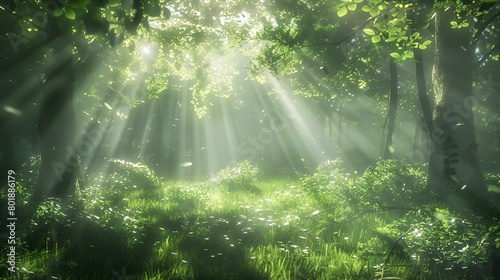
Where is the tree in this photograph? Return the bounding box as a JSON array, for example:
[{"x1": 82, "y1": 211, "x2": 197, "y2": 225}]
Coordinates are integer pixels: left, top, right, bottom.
[
  {"x1": 1, "y1": 0, "x2": 260, "y2": 206},
  {"x1": 429, "y1": 4, "x2": 500, "y2": 218},
  {"x1": 382, "y1": 57, "x2": 398, "y2": 158},
  {"x1": 35, "y1": 22, "x2": 77, "y2": 202},
  {"x1": 248, "y1": 0, "x2": 500, "y2": 217},
  {"x1": 0, "y1": 0, "x2": 165, "y2": 206}
]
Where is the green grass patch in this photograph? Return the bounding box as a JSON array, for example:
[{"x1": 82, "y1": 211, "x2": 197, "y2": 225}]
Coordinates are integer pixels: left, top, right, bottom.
[{"x1": 2, "y1": 160, "x2": 498, "y2": 279}]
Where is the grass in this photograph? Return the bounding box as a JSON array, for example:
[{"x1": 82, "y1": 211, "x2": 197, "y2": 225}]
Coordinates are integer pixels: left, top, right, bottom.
[{"x1": 2, "y1": 171, "x2": 498, "y2": 279}]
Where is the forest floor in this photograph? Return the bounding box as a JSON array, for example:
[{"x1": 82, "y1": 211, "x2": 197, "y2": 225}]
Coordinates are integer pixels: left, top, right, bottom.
[{"x1": 2, "y1": 160, "x2": 499, "y2": 279}]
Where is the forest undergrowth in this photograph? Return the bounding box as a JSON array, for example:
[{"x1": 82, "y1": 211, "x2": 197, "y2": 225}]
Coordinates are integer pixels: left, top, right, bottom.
[{"x1": 1, "y1": 158, "x2": 499, "y2": 279}]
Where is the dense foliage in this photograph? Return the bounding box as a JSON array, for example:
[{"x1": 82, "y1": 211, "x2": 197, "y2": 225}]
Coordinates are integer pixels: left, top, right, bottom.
[
  {"x1": 2, "y1": 159, "x2": 499, "y2": 279},
  {"x1": 211, "y1": 161, "x2": 261, "y2": 193},
  {"x1": 301, "y1": 159, "x2": 500, "y2": 279},
  {"x1": 2, "y1": 0, "x2": 500, "y2": 279}
]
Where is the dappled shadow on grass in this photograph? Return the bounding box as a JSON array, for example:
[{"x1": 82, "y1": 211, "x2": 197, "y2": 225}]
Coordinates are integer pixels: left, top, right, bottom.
[
  {"x1": 27, "y1": 202, "x2": 272, "y2": 279},
  {"x1": 144, "y1": 207, "x2": 271, "y2": 279},
  {"x1": 9, "y1": 169, "x2": 499, "y2": 279},
  {"x1": 13, "y1": 211, "x2": 163, "y2": 279},
  {"x1": 176, "y1": 226, "x2": 268, "y2": 279}
]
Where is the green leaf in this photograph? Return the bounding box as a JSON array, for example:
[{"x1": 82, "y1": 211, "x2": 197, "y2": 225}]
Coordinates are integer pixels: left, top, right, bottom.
[
  {"x1": 403, "y1": 51, "x2": 414, "y2": 59},
  {"x1": 108, "y1": 0, "x2": 121, "y2": 7},
  {"x1": 369, "y1": 8, "x2": 379, "y2": 17},
  {"x1": 347, "y1": 3, "x2": 357, "y2": 11},
  {"x1": 163, "y1": 7, "x2": 171, "y2": 19},
  {"x1": 371, "y1": 35, "x2": 381, "y2": 43},
  {"x1": 419, "y1": 44, "x2": 427, "y2": 50},
  {"x1": 65, "y1": 8, "x2": 76, "y2": 20},
  {"x1": 54, "y1": 8, "x2": 64, "y2": 17},
  {"x1": 450, "y1": 21, "x2": 458, "y2": 28},
  {"x1": 361, "y1": 5, "x2": 371, "y2": 12},
  {"x1": 423, "y1": 40, "x2": 432, "y2": 46},
  {"x1": 390, "y1": 52, "x2": 401, "y2": 59},
  {"x1": 386, "y1": 36, "x2": 397, "y2": 42},
  {"x1": 363, "y1": 29, "x2": 376, "y2": 35},
  {"x1": 67, "y1": 0, "x2": 90, "y2": 9},
  {"x1": 337, "y1": 6, "x2": 348, "y2": 17}
]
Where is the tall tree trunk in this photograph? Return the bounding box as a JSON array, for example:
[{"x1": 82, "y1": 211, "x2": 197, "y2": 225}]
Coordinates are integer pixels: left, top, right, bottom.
[
  {"x1": 337, "y1": 99, "x2": 342, "y2": 149},
  {"x1": 413, "y1": 46, "x2": 433, "y2": 153},
  {"x1": 382, "y1": 57, "x2": 398, "y2": 159},
  {"x1": 408, "y1": 9, "x2": 433, "y2": 162},
  {"x1": 410, "y1": 117, "x2": 426, "y2": 163},
  {"x1": 410, "y1": 118, "x2": 421, "y2": 162},
  {"x1": 429, "y1": 8, "x2": 499, "y2": 219},
  {"x1": 409, "y1": 12, "x2": 434, "y2": 137},
  {"x1": 35, "y1": 28, "x2": 78, "y2": 204},
  {"x1": 497, "y1": 122, "x2": 500, "y2": 159}
]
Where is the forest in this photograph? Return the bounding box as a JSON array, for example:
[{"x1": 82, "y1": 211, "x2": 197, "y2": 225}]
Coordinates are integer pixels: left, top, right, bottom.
[{"x1": 1, "y1": 0, "x2": 500, "y2": 279}]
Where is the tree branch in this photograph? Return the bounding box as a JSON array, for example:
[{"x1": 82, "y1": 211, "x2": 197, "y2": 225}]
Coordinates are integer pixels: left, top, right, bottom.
[
  {"x1": 379, "y1": 226, "x2": 414, "y2": 280},
  {"x1": 473, "y1": 38, "x2": 500, "y2": 69},
  {"x1": 299, "y1": 16, "x2": 375, "y2": 48},
  {"x1": 470, "y1": 9, "x2": 500, "y2": 51}
]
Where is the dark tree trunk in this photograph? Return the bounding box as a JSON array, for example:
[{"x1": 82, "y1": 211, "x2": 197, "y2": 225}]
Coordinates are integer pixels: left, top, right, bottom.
[
  {"x1": 413, "y1": 46, "x2": 434, "y2": 140},
  {"x1": 497, "y1": 122, "x2": 500, "y2": 158},
  {"x1": 382, "y1": 57, "x2": 398, "y2": 159},
  {"x1": 410, "y1": 15, "x2": 434, "y2": 137},
  {"x1": 0, "y1": 60, "x2": 41, "y2": 184},
  {"x1": 429, "y1": 8, "x2": 499, "y2": 219},
  {"x1": 35, "y1": 30, "x2": 78, "y2": 203},
  {"x1": 410, "y1": 118, "x2": 421, "y2": 162},
  {"x1": 337, "y1": 99, "x2": 342, "y2": 149},
  {"x1": 408, "y1": 9, "x2": 433, "y2": 163},
  {"x1": 410, "y1": 117, "x2": 426, "y2": 163}
]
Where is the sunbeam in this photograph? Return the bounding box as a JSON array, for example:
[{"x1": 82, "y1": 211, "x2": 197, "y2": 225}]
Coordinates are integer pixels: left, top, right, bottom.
[{"x1": 3, "y1": 0, "x2": 499, "y2": 279}]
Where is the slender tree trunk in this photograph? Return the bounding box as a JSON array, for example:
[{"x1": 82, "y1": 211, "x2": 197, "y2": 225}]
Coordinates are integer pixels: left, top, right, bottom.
[
  {"x1": 429, "y1": 8, "x2": 499, "y2": 218},
  {"x1": 497, "y1": 122, "x2": 500, "y2": 158},
  {"x1": 410, "y1": 117, "x2": 426, "y2": 163},
  {"x1": 328, "y1": 111, "x2": 332, "y2": 144},
  {"x1": 337, "y1": 99, "x2": 342, "y2": 149},
  {"x1": 412, "y1": 34, "x2": 434, "y2": 137},
  {"x1": 408, "y1": 9, "x2": 433, "y2": 162},
  {"x1": 382, "y1": 57, "x2": 398, "y2": 159},
  {"x1": 410, "y1": 118, "x2": 421, "y2": 162},
  {"x1": 35, "y1": 29, "x2": 78, "y2": 204}
]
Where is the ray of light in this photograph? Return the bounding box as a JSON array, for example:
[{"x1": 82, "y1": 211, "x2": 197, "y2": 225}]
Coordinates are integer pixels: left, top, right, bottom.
[
  {"x1": 201, "y1": 97, "x2": 240, "y2": 177},
  {"x1": 265, "y1": 72, "x2": 331, "y2": 169},
  {"x1": 137, "y1": 98, "x2": 157, "y2": 157},
  {"x1": 247, "y1": 79, "x2": 300, "y2": 172},
  {"x1": 176, "y1": 79, "x2": 194, "y2": 179}
]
